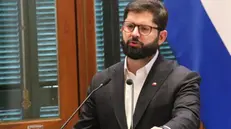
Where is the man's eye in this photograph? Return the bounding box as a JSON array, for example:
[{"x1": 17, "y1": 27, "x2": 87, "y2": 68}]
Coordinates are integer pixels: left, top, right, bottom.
[
  {"x1": 127, "y1": 24, "x2": 134, "y2": 28},
  {"x1": 140, "y1": 26, "x2": 149, "y2": 31},
  {"x1": 140, "y1": 28, "x2": 150, "y2": 34}
]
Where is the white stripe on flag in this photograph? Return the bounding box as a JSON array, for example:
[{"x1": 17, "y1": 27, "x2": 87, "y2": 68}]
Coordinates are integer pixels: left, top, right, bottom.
[{"x1": 201, "y1": 0, "x2": 231, "y2": 55}]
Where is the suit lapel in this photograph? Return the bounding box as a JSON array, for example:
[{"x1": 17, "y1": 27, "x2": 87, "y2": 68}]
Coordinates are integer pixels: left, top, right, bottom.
[
  {"x1": 111, "y1": 62, "x2": 128, "y2": 129},
  {"x1": 133, "y1": 56, "x2": 174, "y2": 128}
]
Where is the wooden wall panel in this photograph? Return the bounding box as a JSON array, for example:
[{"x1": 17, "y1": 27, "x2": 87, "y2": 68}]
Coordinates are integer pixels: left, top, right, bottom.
[{"x1": 76, "y1": 0, "x2": 97, "y2": 103}]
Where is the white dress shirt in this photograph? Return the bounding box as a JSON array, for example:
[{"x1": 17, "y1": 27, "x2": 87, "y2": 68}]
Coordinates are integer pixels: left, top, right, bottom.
[
  {"x1": 124, "y1": 50, "x2": 171, "y2": 129},
  {"x1": 124, "y1": 50, "x2": 159, "y2": 129}
]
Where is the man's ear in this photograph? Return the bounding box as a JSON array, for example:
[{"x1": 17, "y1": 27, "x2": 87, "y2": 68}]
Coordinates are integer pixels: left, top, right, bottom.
[{"x1": 158, "y1": 30, "x2": 168, "y2": 46}]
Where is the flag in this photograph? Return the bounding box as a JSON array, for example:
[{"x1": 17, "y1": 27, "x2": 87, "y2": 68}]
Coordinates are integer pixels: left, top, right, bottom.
[{"x1": 164, "y1": 0, "x2": 231, "y2": 129}]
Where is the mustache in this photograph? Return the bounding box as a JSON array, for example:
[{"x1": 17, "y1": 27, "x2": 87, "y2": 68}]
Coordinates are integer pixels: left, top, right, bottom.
[{"x1": 127, "y1": 39, "x2": 144, "y2": 46}]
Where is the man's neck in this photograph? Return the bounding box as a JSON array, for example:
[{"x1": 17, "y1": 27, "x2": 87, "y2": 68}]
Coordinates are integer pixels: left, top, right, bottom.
[{"x1": 127, "y1": 56, "x2": 153, "y2": 75}]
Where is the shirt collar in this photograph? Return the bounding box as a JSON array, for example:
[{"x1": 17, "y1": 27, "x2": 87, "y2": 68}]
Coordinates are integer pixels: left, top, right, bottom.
[{"x1": 124, "y1": 50, "x2": 159, "y2": 75}]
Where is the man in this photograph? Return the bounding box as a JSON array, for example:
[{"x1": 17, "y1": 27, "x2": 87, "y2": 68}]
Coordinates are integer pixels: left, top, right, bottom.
[{"x1": 74, "y1": 0, "x2": 200, "y2": 129}]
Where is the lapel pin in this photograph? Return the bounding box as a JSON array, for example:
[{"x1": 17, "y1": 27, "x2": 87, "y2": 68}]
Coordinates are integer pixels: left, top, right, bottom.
[{"x1": 152, "y1": 82, "x2": 157, "y2": 86}]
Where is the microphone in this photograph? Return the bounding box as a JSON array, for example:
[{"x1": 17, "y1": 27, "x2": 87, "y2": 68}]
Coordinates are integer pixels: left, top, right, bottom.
[
  {"x1": 60, "y1": 77, "x2": 112, "y2": 129},
  {"x1": 126, "y1": 79, "x2": 134, "y2": 129}
]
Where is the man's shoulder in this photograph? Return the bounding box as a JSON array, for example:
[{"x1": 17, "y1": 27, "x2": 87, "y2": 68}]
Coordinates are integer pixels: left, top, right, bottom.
[
  {"x1": 95, "y1": 61, "x2": 123, "y2": 76},
  {"x1": 90, "y1": 61, "x2": 124, "y2": 86},
  {"x1": 171, "y1": 61, "x2": 199, "y2": 77},
  {"x1": 163, "y1": 59, "x2": 198, "y2": 75},
  {"x1": 165, "y1": 59, "x2": 201, "y2": 85}
]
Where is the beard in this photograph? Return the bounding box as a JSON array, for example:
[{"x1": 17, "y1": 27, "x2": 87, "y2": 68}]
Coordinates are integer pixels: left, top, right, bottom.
[{"x1": 120, "y1": 36, "x2": 159, "y2": 60}]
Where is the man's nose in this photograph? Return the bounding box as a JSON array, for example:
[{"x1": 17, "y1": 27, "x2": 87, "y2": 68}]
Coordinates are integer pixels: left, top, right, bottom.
[{"x1": 131, "y1": 26, "x2": 140, "y2": 38}]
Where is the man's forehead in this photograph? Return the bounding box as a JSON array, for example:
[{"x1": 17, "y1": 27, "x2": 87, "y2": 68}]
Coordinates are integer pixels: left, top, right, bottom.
[{"x1": 126, "y1": 11, "x2": 155, "y2": 25}]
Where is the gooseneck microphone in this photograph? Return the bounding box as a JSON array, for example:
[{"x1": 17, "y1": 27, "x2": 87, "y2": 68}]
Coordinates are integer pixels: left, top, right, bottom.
[
  {"x1": 60, "y1": 78, "x2": 111, "y2": 129},
  {"x1": 126, "y1": 79, "x2": 134, "y2": 129}
]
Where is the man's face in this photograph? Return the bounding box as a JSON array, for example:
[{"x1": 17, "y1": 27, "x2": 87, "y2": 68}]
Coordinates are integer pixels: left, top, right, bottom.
[{"x1": 121, "y1": 11, "x2": 164, "y2": 60}]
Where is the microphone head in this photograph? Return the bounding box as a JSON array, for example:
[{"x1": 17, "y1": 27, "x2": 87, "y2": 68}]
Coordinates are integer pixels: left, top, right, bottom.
[{"x1": 126, "y1": 79, "x2": 133, "y2": 85}]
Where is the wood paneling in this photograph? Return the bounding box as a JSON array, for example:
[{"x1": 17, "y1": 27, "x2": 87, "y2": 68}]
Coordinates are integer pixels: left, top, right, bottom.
[{"x1": 76, "y1": 0, "x2": 97, "y2": 103}]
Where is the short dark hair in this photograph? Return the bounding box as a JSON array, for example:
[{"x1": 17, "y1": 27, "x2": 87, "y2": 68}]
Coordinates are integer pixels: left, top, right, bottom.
[{"x1": 123, "y1": 0, "x2": 168, "y2": 31}]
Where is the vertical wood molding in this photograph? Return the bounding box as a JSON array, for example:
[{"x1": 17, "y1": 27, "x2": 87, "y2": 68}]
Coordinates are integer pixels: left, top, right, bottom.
[
  {"x1": 57, "y1": 0, "x2": 79, "y2": 128},
  {"x1": 76, "y1": 0, "x2": 97, "y2": 103}
]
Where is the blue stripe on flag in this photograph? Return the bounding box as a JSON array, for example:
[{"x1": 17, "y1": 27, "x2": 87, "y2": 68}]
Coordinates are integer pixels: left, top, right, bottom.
[{"x1": 165, "y1": 0, "x2": 231, "y2": 128}]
